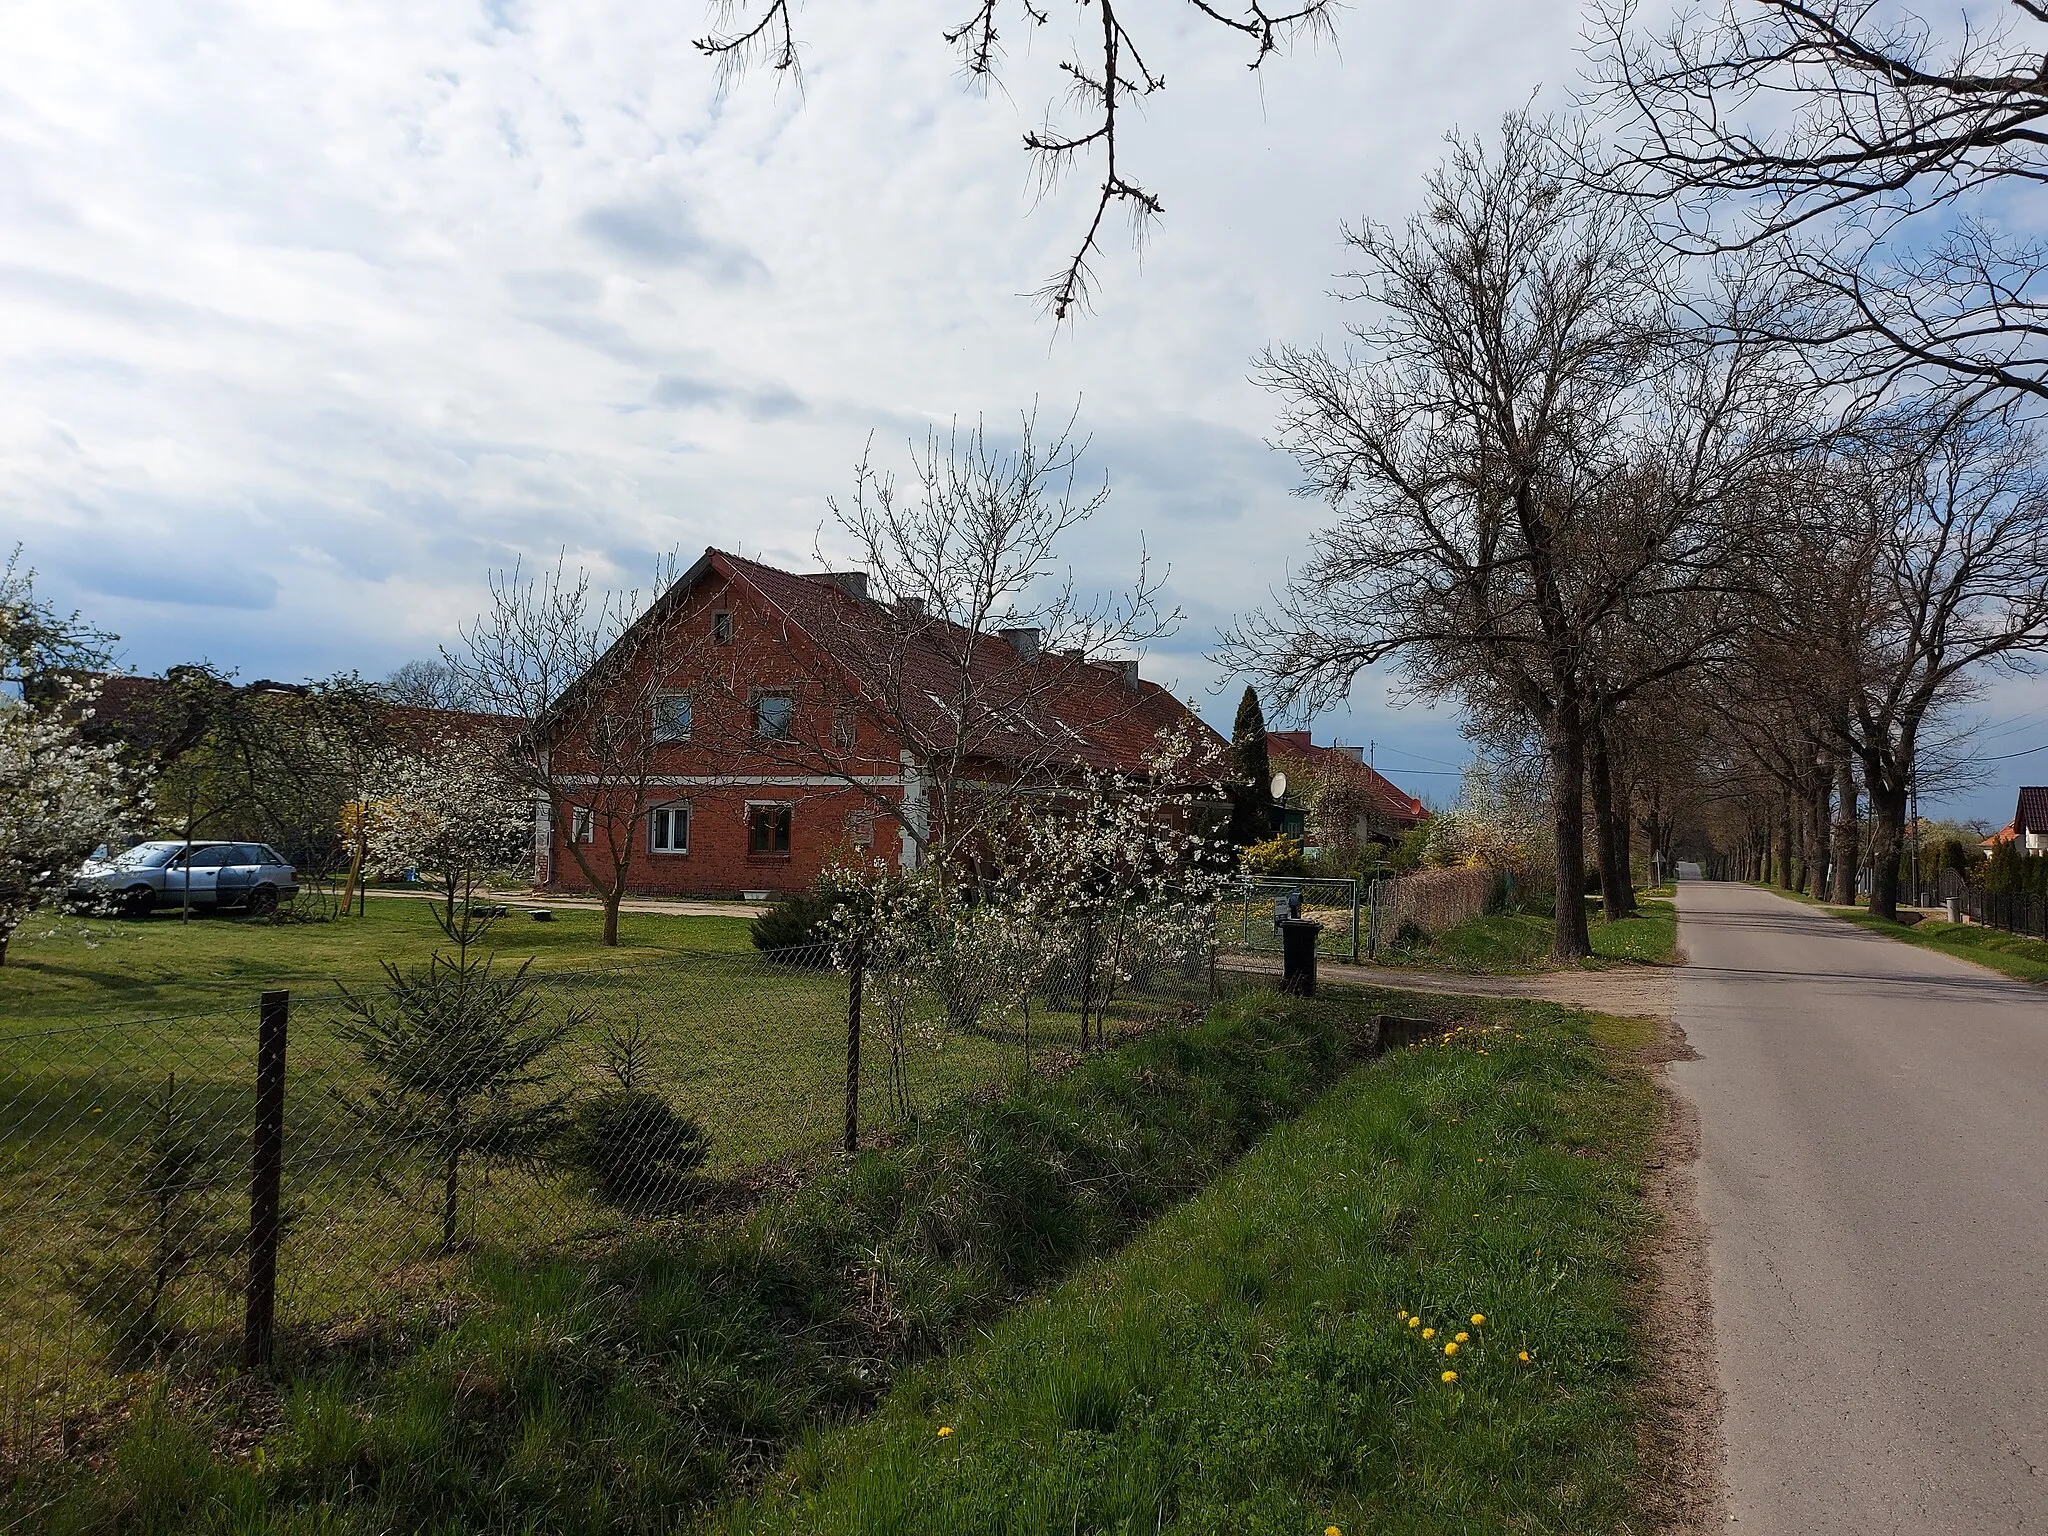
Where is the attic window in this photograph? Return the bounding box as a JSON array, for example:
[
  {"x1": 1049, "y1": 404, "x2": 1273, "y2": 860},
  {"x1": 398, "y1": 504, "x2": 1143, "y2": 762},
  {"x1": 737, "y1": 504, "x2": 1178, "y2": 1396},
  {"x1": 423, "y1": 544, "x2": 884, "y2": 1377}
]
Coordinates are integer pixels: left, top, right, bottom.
[{"x1": 712, "y1": 611, "x2": 733, "y2": 644}]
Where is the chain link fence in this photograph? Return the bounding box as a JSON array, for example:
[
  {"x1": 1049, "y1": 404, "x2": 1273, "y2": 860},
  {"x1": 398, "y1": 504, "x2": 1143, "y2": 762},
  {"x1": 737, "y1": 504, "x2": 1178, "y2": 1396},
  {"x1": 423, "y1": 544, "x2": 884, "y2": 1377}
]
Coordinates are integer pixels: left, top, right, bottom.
[{"x1": 0, "y1": 935, "x2": 1220, "y2": 1504}]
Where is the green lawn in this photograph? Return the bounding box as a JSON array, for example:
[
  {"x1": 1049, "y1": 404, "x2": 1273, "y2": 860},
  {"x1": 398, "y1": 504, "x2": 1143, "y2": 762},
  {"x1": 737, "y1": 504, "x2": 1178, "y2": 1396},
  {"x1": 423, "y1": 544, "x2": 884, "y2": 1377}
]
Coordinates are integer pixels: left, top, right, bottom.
[
  {"x1": 0, "y1": 895, "x2": 756, "y2": 1031},
  {"x1": 1752, "y1": 883, "x2": 2048, "y2": 985},
  {"x1": 1380, "y1": 896, "x2": 1679, "y2": 974},
  {"x1": 11, "y1": 982, "x2": 1399, "y2": 1533},
  {"x1": 714, "y1": 1005, "x2": 1661, "y2": 1535},
  {"x1": 0, "y1": 898, "x2": 1211, "y2": 1476}
]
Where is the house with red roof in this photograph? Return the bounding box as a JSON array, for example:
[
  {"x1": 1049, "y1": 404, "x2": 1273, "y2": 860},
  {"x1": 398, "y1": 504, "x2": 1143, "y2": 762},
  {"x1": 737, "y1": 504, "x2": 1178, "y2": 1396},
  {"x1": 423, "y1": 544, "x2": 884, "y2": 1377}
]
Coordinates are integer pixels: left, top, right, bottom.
[
  {"x1": 1265, "y1": 730, "x2": 1429, "y2": 850},
  {"x1": 535, "y1": 548, "x2": 1226, "y2": 901}
]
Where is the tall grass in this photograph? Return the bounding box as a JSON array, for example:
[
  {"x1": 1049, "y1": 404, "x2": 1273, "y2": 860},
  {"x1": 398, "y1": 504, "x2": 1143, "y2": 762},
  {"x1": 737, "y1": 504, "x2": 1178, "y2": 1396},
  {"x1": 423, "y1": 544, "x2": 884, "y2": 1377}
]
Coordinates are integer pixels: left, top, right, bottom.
[
  {"x1": 12, "y1": 982, "x2": 1427, "y2": 1534},
  {"x1": 719, "y1": 1006, "x2": 1660, "y2": 1535}
]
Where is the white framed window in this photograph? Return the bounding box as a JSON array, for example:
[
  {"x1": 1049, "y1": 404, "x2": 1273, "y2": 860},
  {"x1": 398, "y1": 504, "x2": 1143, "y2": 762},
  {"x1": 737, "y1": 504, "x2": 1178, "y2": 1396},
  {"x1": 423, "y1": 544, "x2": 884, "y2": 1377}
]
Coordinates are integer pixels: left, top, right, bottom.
[
  {"x1": 832, "y1": 705, "x2": 857, "y2": 750},
  {"x1": 712, "y1": 610, "x2": 733, "y2": 644},
  {"x1": 845, "y1": 810, "x2": 875, "y2": 848},
  {"x1": 653, "y1": 693, "x2": 692, "y2": 743},
  {"x1": 754, "y1": 690, "x2": 794, "y2": 741},
  {"x1": 570, "y1": 806, "x2": 593, "y2": 843},
  {"x1": 649, "y1": 802, "x2": 690, "y2": 854}
]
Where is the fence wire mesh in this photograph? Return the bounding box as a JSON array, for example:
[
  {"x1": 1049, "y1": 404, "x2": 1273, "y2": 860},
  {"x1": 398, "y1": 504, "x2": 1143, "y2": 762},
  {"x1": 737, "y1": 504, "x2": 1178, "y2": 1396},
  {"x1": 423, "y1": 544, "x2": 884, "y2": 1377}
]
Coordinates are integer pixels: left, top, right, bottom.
[{"x1": 0, "y1": 929, "x2": 1221, "y2": 1505}]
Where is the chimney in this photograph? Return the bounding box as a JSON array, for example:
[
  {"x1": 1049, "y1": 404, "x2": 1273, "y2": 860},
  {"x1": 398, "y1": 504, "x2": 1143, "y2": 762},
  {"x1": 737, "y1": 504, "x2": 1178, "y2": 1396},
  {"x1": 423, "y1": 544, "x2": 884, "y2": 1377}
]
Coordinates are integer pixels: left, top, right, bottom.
[
  {"x1": 815, "y1": 571, "x2": 869, "y2": 600},
  {"x1": 900, "y1": 596, "x2": 927, "y2": 619},
  {"x1": 999, "y1": 627, "x2": 1042, "y2": 664},
  {"x1": 1112, "y1": 658, "x2": 1139, "y2": 691}
]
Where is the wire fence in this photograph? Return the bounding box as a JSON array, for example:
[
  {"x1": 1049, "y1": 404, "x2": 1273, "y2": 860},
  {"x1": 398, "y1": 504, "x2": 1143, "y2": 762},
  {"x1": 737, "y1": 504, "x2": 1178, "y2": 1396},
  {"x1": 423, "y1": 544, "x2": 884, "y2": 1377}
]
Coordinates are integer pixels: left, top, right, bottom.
[
  {"x1": 0, "y1": 936, "x2": 1223, "y2": 1500},
  {"x1": 1221, "y1": 869, "x2": 1501, "y2": 964}
]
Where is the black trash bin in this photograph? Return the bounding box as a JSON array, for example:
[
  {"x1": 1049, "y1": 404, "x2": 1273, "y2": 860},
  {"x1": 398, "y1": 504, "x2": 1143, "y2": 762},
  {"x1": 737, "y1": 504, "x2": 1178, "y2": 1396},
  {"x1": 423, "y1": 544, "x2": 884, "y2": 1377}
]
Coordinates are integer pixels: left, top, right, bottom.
[{"x1": 1278, "y1": 918, "x2": 1322, "y2": 997}]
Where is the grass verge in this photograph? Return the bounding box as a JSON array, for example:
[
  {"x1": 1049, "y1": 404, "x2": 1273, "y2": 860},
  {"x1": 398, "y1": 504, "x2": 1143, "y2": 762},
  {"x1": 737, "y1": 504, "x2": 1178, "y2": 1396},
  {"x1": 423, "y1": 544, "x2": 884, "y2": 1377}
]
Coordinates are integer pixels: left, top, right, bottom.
[
  {"x1": 1753, "y1": 882, "x2": 2048, "y2": 985},
  {"x1": 11, "y1": 981, "x2": 1447, "y2": 1535},
  {"x1": 715, "y1": 1004, "x2": 1661, "y2": 1535},
  {"x1": 1385, "y1": 895, "x2": 1679, "y2": 974}
]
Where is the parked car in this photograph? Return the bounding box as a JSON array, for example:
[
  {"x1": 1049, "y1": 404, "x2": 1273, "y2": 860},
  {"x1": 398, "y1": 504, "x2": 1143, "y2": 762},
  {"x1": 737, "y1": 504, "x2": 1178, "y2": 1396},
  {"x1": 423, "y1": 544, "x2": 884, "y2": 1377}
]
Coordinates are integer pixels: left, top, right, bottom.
[{"x1": 70, "y1": 841, "x2": 299, "y2": 918}]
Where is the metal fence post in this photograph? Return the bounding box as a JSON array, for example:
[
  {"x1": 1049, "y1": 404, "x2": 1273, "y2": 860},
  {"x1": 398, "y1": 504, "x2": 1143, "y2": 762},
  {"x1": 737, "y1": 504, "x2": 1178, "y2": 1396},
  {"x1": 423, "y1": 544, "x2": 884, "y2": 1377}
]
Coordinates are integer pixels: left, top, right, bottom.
[
  {"x1": 244, "y1": 988, "x2": 288, "y2": 1369},
  {"x1": 1350, "y1": 879, "x2": 1361, "y2": 964},
  {"x1": 844, "y1": 946, "x2": 863, "y2": 1154}
]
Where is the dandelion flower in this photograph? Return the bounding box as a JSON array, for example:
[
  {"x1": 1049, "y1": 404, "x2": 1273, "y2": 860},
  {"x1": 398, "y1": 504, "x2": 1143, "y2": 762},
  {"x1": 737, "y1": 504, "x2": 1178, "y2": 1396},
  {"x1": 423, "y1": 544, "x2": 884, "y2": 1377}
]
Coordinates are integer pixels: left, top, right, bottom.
[
  {"x1": 1421, "y1": 1328, "x2": 1435, "y2": 1339},
  {"x1": 1407, "y1": 1316, "x2": 1420, "y2": 1329},
  {"x1": 1444, "y1": 1341, "x2": 1458, "y2": 1355},
  {"x1": 1518, "y1": 1351, "x2": 1531, "y2": 1363},
  {"x1": 936, "y1": 1426, "x2": 953, "y2": 1438},
  {"x1": 1471, "y1": 1314, "x2": 1485, "y2": 1326},
  {"x1": 1441, "y1": 1370, "x2": 1458, "y2": 1384},
  {"x1": 1397, "y1": 1310, "x2": 1409, "y2": 1321},
  {"x1": 1455, "y1": 1332, "x2": 1469, "y2": 1343},
  {"x1": 1326, "y1": 1528, "x2": 1342, "y2": 1536}
]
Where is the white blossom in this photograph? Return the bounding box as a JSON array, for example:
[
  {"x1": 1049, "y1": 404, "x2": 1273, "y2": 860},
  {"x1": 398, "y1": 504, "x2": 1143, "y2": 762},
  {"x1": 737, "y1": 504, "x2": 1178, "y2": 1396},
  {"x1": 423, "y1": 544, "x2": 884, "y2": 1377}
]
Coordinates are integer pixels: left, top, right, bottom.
[{"x1": 0, "y1": 686, "x2": 149, "y2": 962}]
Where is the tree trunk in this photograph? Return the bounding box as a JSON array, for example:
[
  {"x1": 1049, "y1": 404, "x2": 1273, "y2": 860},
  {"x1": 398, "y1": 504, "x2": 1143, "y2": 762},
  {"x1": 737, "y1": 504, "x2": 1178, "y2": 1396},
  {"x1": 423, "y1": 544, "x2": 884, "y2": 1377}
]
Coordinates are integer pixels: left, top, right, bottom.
[
  {"x1": 1550, "y1": 721, "x2": 1592, "y2": 961},
  {"x1": 1831, "y1": 758, "x2": 1859, "y2": 905},
  {"x1": 1807, "y1": 777, "x2": 1831, "y2": 901},
  {"x1": 1777, "y1": 799, "x2": 1796, "y2": 890},
  {"x1": 1587, "y1": 730, "x2": 1631, "y2": 922},
  {"x1": 0, "y1": 931, "x2": 9, "y2": 967},
  {"x1": 1868, "y1": 783, "x2": 1909, "y2": 921},
  {"x1": 602, "y1": 892, "x2": 622, "y2": 947}
]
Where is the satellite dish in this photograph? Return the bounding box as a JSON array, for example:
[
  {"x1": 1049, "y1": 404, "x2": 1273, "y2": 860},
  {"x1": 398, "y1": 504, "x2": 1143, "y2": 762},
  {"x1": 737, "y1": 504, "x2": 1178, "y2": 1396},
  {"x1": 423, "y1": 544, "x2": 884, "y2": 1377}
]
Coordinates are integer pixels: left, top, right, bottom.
[{"x1": 1270, "y1": 772, "x2": 1288, "y2": 800}]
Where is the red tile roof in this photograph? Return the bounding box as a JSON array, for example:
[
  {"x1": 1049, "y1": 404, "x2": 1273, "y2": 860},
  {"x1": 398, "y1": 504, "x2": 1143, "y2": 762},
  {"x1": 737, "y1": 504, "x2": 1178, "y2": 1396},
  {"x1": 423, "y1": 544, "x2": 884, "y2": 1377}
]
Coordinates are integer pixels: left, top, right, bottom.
[
  {"x1": 1267, "y1": 730, "x2": 1429, "y2": 824},
  {"x1": 686, "y1": 548, "x2": 1226, "y2": 780}
]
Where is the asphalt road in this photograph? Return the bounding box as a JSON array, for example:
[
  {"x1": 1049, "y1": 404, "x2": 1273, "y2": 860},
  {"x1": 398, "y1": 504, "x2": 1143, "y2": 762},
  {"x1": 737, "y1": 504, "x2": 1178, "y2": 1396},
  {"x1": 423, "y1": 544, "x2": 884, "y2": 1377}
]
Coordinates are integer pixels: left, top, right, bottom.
[{"x1": 1675, "y1": 878, "x2": 2048, "y2": 1533}]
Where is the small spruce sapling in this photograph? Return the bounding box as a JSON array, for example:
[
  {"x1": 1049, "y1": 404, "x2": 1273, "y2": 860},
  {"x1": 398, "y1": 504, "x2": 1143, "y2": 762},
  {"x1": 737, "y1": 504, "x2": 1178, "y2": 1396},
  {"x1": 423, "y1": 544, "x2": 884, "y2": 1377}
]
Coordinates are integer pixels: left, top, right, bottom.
[
  {"x1": 64, "y1": 1073, "x2": 243, "y2": 1361},
  {"x1": 334, "y1": 886, "x2": 578, "y2": 1254},
  {"x1": 561, "y1": 1020, "x2": 709, "y2": 1214}
]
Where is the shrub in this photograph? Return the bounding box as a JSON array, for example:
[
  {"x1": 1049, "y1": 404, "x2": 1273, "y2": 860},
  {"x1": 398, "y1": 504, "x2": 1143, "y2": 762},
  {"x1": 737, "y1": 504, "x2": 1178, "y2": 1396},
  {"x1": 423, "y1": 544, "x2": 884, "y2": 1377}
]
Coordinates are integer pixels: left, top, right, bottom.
[
  {"x1": 750, "y1": 888, "x2": 840, "y2": 955},
  {"x1": 1240, "y1": 833, "x2": 1308, "y2": 877},
  {"x1": 561, "y1": 1090, "x2": 708, "y2": 1213}
]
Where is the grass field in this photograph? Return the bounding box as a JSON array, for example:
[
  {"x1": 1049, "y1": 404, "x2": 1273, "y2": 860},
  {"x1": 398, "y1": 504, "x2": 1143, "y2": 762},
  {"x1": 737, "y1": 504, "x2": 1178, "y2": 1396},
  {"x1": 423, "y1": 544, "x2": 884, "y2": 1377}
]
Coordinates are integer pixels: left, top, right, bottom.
[
  {"x1": 11, "y1": 981, "x2": 1397, "y2": 1533},
  {"x1": 0, "y1": 895, "x2": 757, "y2": 1031},
  {"x1": 1382, "y1": 894, "x2": 1680, "y2": 974},
  {"x1": 1753, "y1": 882, "x2": 2048, "y2": 985},
  {"x1": 714, "y1": 1004, "x2": 1663, "y2": 1534},
  {"x1": 0, "y1": 897, "x2": 1212, "y2": 1478}
]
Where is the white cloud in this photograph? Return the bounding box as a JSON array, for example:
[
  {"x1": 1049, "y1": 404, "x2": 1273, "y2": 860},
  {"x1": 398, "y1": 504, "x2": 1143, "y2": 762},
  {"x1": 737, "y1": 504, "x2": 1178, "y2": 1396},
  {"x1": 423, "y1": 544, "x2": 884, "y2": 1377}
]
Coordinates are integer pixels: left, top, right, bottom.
[{"x1": 4, "y1": 0, "x2": 1647, "y2": 803}]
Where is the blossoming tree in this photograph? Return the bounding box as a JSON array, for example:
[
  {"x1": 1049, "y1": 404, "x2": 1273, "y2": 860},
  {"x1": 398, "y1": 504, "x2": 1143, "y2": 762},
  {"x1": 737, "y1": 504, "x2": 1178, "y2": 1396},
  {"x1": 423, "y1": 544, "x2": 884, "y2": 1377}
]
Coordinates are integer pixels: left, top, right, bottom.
[{"x1": 0, "y1": 686, "x2": 147, "y2": 965}]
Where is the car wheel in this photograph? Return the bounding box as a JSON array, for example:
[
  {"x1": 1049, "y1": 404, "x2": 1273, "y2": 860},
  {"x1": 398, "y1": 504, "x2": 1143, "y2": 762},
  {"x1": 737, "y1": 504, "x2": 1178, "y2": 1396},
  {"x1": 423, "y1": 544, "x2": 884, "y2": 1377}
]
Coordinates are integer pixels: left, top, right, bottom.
[
  {"x1": 246, "y1": 885, "x2": 280, "y2": 919},
  {"x1": 120, "y1": 886, "x2": 156, "y2": 919}
]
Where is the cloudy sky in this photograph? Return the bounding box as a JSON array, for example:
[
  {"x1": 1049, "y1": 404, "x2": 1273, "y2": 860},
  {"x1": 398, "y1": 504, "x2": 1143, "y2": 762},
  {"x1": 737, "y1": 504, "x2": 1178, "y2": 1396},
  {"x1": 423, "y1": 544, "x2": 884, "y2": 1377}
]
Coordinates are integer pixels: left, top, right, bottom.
[{"x1": 4, "y1": 0, "x2": 2041, "y2": 822}]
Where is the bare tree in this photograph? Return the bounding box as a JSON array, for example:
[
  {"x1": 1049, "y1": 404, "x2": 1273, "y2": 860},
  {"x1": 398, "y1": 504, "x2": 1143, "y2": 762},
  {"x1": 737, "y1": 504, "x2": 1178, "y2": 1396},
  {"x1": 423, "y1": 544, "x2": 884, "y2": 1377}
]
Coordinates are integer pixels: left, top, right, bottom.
[
  {"x1": 1821, "y1": 396, "x2": 2048, "y2": 918},
  {"x1": 697, "y1": 0, "x2": 1335, "y2": 319},
  {"x1": 380, "y1": 659, "x2": 479, "y2": 713},
  {"x1": 1219, "y1": 116, "x2": 1793, "y2": 958},
  {"x1": 445, "y1": 557, "x2": 699, "y2": 947},
  {"x1": 1588, "y1": 0, "x2": 2048, "y2": 403}
]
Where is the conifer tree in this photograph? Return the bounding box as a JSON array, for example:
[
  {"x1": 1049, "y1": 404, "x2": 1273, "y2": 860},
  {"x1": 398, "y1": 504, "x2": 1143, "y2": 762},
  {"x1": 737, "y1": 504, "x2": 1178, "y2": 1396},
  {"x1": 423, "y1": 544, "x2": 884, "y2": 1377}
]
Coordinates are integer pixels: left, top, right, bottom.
[{"x1": 1229, "y1": 685, "x2": 1276, "y2": 846}]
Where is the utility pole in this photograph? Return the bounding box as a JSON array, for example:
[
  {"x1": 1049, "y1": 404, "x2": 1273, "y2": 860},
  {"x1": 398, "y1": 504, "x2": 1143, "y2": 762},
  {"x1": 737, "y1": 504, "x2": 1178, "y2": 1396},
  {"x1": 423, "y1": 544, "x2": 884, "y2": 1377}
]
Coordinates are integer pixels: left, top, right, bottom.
[{"x1": 1910, "y1": 765, "x2": 1920, "y2": 904}]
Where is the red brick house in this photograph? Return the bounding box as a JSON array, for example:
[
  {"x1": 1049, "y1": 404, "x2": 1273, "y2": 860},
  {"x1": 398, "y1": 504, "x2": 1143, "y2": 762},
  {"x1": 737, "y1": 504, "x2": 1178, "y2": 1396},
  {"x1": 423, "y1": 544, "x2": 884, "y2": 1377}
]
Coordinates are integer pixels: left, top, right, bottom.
[
  {"x1": 1266, "y1": 730, "x2": 1429, "y2": 849},
  {"x1": 535, "y1": 548, "x2": 1226, "y2": 901}
]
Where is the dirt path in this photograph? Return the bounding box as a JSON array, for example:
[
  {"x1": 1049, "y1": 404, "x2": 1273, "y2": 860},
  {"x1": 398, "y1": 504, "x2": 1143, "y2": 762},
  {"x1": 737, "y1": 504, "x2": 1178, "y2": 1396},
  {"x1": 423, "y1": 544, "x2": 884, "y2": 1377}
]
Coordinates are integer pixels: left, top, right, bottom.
[
  {"x1": 364, "y1": 888, "x2": 768, "y2": 920},
  {"x1": 1226, "y1": 953, "x2": 1681, "y2": 1016}
]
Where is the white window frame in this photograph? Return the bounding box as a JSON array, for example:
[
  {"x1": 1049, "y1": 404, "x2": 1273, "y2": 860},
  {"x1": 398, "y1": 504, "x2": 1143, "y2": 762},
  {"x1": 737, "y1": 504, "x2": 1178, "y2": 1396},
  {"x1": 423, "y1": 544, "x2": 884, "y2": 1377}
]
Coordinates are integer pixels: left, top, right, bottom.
[
  {"x1": 711, "y1": 610, "x2": 733, "y2": 644},
  {"x1": 649, "y1": 801, "x2": 691, "y2": 855},
  {"x1": 653, "y1": 692, "x2": 692, "y2": 743},
  {"x1": 831, "y1": 705, "x2": 857, "y2": 751},
  {"x1": 570, "y1": 805, "x2": 594, "y2": 843}
]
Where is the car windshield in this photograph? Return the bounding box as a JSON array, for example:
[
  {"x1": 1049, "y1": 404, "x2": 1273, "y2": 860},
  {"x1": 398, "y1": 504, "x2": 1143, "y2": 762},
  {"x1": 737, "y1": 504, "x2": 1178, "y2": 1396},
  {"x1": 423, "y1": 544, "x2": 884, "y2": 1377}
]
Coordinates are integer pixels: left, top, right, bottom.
[{"x1": 100, "y1": 844, "x2": 183, "y2": 869}]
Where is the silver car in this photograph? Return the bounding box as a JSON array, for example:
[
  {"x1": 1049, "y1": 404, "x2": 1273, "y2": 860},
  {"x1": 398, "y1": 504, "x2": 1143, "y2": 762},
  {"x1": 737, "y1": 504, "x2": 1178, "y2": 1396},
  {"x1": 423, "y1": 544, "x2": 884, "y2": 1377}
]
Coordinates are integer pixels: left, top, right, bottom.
[{"x1": 71, "y1": 841, "x2": 299, "y2": 918}]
